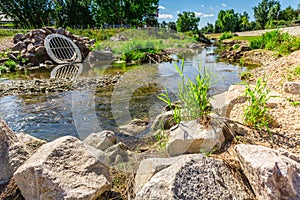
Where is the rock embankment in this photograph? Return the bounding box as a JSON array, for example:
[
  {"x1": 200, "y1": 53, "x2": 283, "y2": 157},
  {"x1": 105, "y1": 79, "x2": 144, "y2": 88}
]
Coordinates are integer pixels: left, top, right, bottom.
[{"x1": 1, "y1": 27, "x2": 95, "y2": 66}]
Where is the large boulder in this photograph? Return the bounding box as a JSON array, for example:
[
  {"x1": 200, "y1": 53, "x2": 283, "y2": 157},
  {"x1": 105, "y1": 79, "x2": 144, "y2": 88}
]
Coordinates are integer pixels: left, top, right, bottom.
[
  {"x1": 84, "y1": 50, "x2": 114, "y2": 63},
  {"x1": 83, "y1": 130, "x2": 116, "y2": 151},
  {"x1": 211, "y1": 84, "x2": 246, "y2": 117},
  {"x1": 167, "y1": 117, "x2": 227, "y2": 156},
  {"x1": 135, "y1": 154, "x2": 253, "y2": 199},
  {"x1": 0, "y1": 119, "x2": 30, "y2": 185},
  {"x1": 235, "y1": 144, "x2": 300, "y2": 200},
  {"x1": 14, "y1": 136, "x2": 111, "y2": 200}
]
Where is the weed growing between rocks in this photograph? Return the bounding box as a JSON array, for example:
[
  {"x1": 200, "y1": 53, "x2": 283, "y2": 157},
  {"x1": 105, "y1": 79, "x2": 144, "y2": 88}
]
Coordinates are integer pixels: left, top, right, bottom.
[
  {"x1": 158, "y1": 61, "x2": 212, "y2": 124},
  {"x1": 244, "y1": 77, "x2": 272, "y2": 132}
]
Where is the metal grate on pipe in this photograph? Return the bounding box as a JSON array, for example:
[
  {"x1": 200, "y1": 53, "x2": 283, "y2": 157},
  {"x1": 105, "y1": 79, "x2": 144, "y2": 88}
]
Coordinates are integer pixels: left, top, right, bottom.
[
  {"x1": 44, "y1": 34, "x2": 82, "y2": 64},
  {"x1": 50, "y1": 64, "x2": 83, "y2": 80}
]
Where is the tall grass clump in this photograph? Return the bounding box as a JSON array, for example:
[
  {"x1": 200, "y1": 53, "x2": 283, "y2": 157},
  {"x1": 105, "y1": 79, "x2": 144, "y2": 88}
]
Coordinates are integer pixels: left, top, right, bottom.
[
  {"x1": 219, "y1": 32, "x2": 233, "y2": 41},
  {"x1": 244, "y1": 78, "x2": 271, "y2": 130},
  {"x1": 250, "y1": 30, "x2": 300, "y2": 55},
  {"x1": 158, "y1": 62, "x2": 212, "y2": 123}
]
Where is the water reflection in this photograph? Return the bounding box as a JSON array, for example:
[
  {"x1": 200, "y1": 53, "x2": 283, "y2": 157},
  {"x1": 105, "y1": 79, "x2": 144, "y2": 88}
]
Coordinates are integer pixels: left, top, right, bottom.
[{"x1": 0, "y1": 47, "x2": 245, "y2": 141}]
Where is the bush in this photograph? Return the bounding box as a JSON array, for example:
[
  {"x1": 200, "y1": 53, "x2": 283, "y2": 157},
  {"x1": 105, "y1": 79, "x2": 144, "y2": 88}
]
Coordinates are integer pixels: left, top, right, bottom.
[
  {"x1": 250, "y1": 30, "x2": 300, "y2": 54},
  {"x1": 158, "y1": 62, "x2": 211, "y2": 123},
  {"x1": 4, "y1": 60, "x2": 18, "y2": 71},
  {"x1": 0, "y1": 65, "x2": 7, "y2": 73},
  {"x1": 244, "y1": 78, "x2": 271, "y2": 130},
  {"x1": 219, "y1": 32, "x2": 233, "y2": 41}
]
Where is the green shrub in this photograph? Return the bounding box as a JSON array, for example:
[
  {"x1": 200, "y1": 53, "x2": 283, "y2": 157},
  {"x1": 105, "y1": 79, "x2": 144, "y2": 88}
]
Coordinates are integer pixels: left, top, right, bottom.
[
  {"x1": 233, "y1": 44, "x2": 240, "y2": 50},
  {"x1": 244, "y1": 78, "x2": 271, "y2": 130},
  {"x1": 0, "y1": 65, "x2": 7, "y2": 73},
  {"x1": 219, "y1": 32, "x2": 233, "y2": 41},
  {"x1": 158, "y1": 62, "x2": 211, "y2": 123},
  {"x1": 4, "y1": 60, "x2": 18, "y2": 71},
  {"x1": 250, "y1": 30, "x2": 300, "y2": 54}
]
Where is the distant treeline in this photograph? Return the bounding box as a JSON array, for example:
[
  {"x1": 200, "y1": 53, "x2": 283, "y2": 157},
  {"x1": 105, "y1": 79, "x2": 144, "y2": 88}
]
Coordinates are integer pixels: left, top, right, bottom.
[
  {"x1": 160, "y1": 0, "x2": 300, "y2": 33},
  {"x1": 0, "y1": 0, "x2": 159, "y2": 28}
]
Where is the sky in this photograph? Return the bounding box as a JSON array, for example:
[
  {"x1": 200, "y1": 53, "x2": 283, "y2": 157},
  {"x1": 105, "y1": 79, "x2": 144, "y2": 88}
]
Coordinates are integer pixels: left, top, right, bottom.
[{"x1": 158, "y1": 0, "x2": 299, "y2": 27}]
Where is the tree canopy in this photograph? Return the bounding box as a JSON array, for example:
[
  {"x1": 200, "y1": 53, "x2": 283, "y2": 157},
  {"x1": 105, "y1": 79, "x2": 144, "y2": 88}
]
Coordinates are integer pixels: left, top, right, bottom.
[
  {"x1": 176, "y1": 11, "x2": 200, "y2": 32},
  {"x1": 0, "y1": 0, "x2": 159, "y2": 28},
  {"x1": 253, "y1": 0, "x2": 281, "y2": 29}
]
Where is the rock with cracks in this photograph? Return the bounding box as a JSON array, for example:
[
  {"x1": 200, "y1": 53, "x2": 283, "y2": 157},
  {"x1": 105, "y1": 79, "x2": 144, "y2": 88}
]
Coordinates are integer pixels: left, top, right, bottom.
[
  {"x1": 235, "y1": 144, "x2": 300, "y2": 200},
  {"x1": 0, "y1": 119, "x2": 30, "y2": 185},
  {"x1": 167, "y1": 118, "x2": 227, "y2": 156},
  {"x1": 14, "y1": 136, "x2": 111, "y2": 200},
  {"x1": 135, "y1": 154, "x2": 252, "y2": 199}
]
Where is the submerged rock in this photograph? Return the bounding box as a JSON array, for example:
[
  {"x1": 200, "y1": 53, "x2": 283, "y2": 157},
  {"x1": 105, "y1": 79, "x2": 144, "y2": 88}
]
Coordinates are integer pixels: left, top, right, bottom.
[{"x1": 14, "y1": 136, "x2": 111, "y2": 200}]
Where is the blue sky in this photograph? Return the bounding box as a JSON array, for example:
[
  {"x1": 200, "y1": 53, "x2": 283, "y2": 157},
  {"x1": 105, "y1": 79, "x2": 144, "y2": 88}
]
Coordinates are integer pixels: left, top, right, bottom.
[{"x1": 158, "y1": 0, "x2": 299, "y2": 27}]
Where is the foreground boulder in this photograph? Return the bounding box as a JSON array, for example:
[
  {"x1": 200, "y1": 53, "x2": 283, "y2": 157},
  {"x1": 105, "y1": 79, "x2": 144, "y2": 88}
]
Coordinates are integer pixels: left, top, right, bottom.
[
  {"x1": 167, "y1": 117, "x2": 227, "y2": 156},
  {"x1": 235, "y1": 144, "x2": 300, "y2": 200},
  {"x1": 135, "y1": 154, "x2": 253, "y2": 199},
  {"x1": 0, "y1": 119, "x2": 30, "y2": 185},
  {"x1": 14, "y1": 136, "x2": 111, "y2": 200}
]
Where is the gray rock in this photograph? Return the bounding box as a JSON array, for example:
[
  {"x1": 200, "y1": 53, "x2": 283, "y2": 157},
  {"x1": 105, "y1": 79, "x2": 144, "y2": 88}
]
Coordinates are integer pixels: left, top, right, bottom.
[
  {"x1": 35, "y1": 46, "x2": 46, "y2": 55},
  {"x1": 84, "y1": 50, "x2": 114, "y2": 63},
  {"x1": 7, "y1": 53, "x2": 17, "y2": 61},
  {"x1": 33, "y1": 35, "x2": 44, "y2": 42},
  {"x1": 12, "y1": 41, "x2": 26, "y2": 51},
  {"x1": 83, "y1": 144, "x2": 108, "y2": 165},
  {"x1": 14, "y1": 136, "x2": 111, "y2": 200},
  {"x1": 119, "y1": 119, "x2": 149, "y2": 136},
  {"x1": 151, "y1": 110, "x2": 176, "y2": 131},
  {"x1": 235, "y1": 144, "x2": 300, "y2": 200},
  {"x1": 135, "y1": 154, "x2": 253, "y2": 199},
  {"x1": 27, "y1": 43, "x2": 35, "y2": 53},
  {"x1": 167, "y1": 118, "x2": 226, "y2": 156},
  {"x1": 83, "y1": 130, "x2": 116, "y2": 151},
  {"x1": 105, "y1": 142, "x2": 129, "y2": 165},
  {"x1": 0, "y1": 119, "x2": 30, "y2": 185},
  {"x1": 283, "y1": 81, "x2": 300, "y2": 94},
  {"x1": 211, "y1": 84, "x2": 246, "y2": 117},
  {"x1": 56, "y1": 27, "x2": 65, "y2": 35},
  {"x1": 13, "y1": 33, "x2": 24, "y2": 43}
]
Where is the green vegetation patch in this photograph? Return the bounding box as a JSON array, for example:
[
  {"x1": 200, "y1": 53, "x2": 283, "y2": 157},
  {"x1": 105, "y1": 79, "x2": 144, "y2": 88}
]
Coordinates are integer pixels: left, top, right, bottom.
[
  {"x1": 250, "y1": 30, "x2": 300, "y2": 55},
  {"x1": 219, "y1": 32, "x2": 233, "y2": 41}
]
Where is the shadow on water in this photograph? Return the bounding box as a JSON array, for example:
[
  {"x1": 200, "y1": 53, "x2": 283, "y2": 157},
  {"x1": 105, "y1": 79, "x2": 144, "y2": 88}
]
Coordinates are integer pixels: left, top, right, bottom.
[{"x1": 0, "y1": 46, "x2": 246, "y2": 142}]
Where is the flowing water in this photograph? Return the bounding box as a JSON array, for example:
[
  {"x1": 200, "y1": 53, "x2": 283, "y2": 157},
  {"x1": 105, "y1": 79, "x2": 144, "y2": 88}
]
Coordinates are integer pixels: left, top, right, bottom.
[{"x1": 0, "y1": 47, "x2": 245, "y2": 141}]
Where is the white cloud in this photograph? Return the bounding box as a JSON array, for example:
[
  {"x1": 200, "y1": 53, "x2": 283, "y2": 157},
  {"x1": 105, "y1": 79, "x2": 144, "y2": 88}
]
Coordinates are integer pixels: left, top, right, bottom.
[
  {"x1": 209, "y1": 6, "x2": 214, "y2": 10},
  {"x1": 201, "y1": 4, "x2": 204, "y2": 8},
  {"x1": 176, "y1": 10, "x2": 180, "y2": 14},
  {"x1": 158, "y1": 5, "x2": 166, "y2": 10},
  {"x1": 158, "y1": 14, "x2": 174, "y2": 19},
  {"x1": 221, "y1": 3, "x2": 227, "y2": 7},
  {"x1": 194, "y1": 12, "x2": 214, "y2": 18}
]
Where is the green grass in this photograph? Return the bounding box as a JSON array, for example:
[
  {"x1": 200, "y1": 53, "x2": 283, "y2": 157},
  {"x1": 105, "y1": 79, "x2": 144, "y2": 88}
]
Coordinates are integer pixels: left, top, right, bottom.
[
  {"x1": 232, "y1": 36, "x2": 260, "y2": 42},
  {"x1": 244, "y1": 78, "x2": 271, "y2": 131},
  {"x1": 158, "y1": 61, "x2": 212, "y2": 123},
  {"x1": 0, "y1": 29, "x2": 27, "y2": 38},
  {"x1": 219, "y1": 32, "x2": 233, "y2": 41},
  {"x1": 4, "y1": 59, "x2": 17, "y2": 71},
  {"x1": 250, "y1": 30, "x2": 300, "y2": 55}
]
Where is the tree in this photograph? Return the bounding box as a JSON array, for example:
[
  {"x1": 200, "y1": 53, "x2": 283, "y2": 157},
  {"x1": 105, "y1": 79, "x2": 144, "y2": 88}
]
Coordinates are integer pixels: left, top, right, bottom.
[
  {"x1": 215, "y1": 9, "x2": 239, "y2": 32},
  {"x1": 0, "y1": 0, "x2": 54, "y2": 28},
  {"x1": 279, "y1": 6, "x2": 298, "y2": 22},
  {"x1": 176, "y1": 11, "x2": 200, "y2": 32},
  {"x1": 253, "y1": 0, "x2": 281, "y2": 29},
  {"x1": 200, "y1": 23, "x2": 214, "y2": 33},
  {"x1": 238, "y1": 12, "x2": 250, "y2": 31},
  {"x1": 168, "y1": 22, "x2": 177, "y2": 31}
]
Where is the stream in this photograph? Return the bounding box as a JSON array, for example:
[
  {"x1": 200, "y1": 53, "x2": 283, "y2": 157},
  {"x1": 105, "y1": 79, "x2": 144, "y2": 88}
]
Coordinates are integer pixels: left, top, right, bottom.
[{"x1": 0, "y1": 46, "x2": 245, "y2": 141}]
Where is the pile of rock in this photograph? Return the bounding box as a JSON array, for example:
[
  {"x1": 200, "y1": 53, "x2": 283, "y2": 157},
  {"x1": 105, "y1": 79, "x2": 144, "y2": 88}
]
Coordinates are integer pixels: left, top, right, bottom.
[{"x1": 6, "y1": 27, "x2": 95, "y2": 66}]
